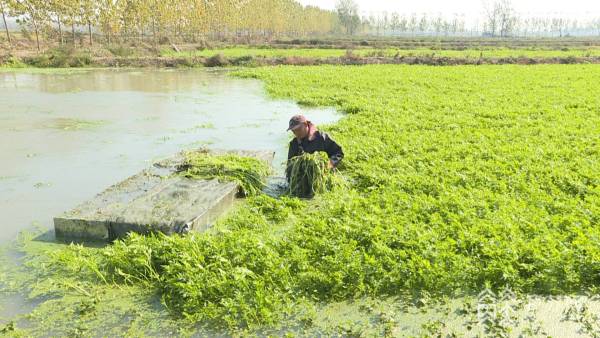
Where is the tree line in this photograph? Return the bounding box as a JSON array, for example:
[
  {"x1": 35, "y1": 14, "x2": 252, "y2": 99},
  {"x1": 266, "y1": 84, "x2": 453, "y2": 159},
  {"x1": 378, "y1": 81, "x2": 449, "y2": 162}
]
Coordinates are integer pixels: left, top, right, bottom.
[
  {"x1": 359, "y1": 11, "x2": 600, "y2": 38},
  {"x1": 336, "y1": 0, "x2": 600, "y2": 38},
  {"x1": 0, "y1": 0, "x2": 339, "y2": 50},
  {"x1": 1, "y1": 0, "x2": 599, "y2": 51}
]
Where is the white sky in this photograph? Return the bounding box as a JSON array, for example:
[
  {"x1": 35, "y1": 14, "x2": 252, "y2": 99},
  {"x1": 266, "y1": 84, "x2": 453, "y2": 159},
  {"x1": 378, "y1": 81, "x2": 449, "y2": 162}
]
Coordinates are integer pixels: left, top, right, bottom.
[{"x1": 298, "y1": 0, "x2": 600, "y2": 22}]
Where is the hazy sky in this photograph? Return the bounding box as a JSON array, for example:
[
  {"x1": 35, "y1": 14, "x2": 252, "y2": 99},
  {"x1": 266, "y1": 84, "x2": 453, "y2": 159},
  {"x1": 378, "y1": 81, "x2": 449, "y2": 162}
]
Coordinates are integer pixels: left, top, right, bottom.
[{"x1": 298, "y1": 0, "x2": 600, "y2": 21}]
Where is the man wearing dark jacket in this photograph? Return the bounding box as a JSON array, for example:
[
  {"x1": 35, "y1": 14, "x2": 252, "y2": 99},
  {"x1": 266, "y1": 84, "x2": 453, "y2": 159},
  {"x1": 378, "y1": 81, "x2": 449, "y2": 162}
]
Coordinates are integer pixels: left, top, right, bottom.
[{"x1": 286, "y1": 114, "x2": 344, "y2": 181}]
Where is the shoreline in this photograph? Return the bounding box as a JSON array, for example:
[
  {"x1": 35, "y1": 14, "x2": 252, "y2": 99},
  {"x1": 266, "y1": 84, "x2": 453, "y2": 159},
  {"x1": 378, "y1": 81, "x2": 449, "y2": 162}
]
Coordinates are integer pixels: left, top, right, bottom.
[{"x1": 2, "y1": 54, "x2": 600, "y2": 69}]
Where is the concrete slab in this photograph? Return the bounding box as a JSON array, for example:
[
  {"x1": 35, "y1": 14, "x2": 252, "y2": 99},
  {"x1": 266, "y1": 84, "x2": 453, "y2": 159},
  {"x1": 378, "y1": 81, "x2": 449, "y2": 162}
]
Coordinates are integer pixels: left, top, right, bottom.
[{"x1": 54, "y1": 149, "x2": 274, "y2": 241}]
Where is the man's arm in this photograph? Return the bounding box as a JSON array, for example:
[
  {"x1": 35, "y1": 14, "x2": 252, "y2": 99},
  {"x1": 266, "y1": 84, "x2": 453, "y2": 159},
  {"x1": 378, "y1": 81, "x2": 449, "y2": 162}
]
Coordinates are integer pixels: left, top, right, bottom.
[
  {"x1": 286, "y1": 140, "x2": 299, "y2": 182},
  {"x1": 288, "y1": 139, "x2": 299, "y2": 161},
  {"x1": 322, "y1": 133, "x2": 344, "y2": 168}
]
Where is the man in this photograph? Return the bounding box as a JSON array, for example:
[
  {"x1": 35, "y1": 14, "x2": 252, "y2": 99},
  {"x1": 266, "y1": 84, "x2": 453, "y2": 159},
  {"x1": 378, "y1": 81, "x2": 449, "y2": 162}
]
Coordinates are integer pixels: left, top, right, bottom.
[{"x1": 286, "y1": 114, "x2": 344, "y2": 181}]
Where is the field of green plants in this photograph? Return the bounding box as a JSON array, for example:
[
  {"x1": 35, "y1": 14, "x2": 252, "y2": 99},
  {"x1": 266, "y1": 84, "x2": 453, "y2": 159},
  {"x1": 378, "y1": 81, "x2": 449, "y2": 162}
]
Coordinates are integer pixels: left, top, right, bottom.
[
  {"x1": 1, "y1": 64, "x2": 599, "y2": 335},
  {"x1": 161, "y1": 46, "x2": 600, "y2": 59}
]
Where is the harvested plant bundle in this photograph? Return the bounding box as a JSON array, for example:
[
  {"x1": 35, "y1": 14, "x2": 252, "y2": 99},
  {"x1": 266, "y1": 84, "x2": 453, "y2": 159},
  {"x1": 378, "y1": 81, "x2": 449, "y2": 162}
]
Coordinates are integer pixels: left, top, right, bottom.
[
  {"x1": 287, "y1": 153, "x2": 338, "y2": 198},
  {"x1": 180, "y1": 151, "x2": 270, "y2": 196}
]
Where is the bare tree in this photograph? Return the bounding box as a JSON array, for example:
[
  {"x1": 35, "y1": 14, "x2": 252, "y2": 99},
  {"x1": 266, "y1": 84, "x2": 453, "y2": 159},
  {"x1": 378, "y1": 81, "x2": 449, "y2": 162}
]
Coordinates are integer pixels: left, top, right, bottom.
[
  {"x1": 541, "y1": 18, "x2": 552, "y2": 36},
  {"x1": 570, "y1": 19, "x2": 578, "y2": 35},
  {"x1": 48, "y1": 0, "x2": 65, "y2": 44},
  {"x1": 335, "y1": 0, "x2": 360, "y2": 35},
  {"x1": 483, "y1": 0, "x2": 498, "y2": 36},
  {"x1": 593, "y1": 18, "x2": 600, "y2": 36},
  {"x1": 451, "y1": 13, "x2": 459, "y2": 35},
  {"x1": 408, "y1": 13, "x2": 417, "y2": 35},
  {"x1": 79, "y1": 0, "x2": 97, "y2": 45},
  {"x1": 497, "y1": 0, "x2": 516, "y2": 37},
  {"x1": 519, "y1": 17, "x2": 532, "y2": 37},
  {"x1": 399, "y1": 14, "x2": 407, "y2": 35},
  {"x1": 418, "y1": 13, "x2": 428, "y2": 35},
  {"x1": 15, "y1": 0, "x2": 45, "y2": 51},
  {"x1": 0, "y1": 0, "x2": 10, "y2": 44},
  {"x1": 389, "y1": 11, "x2": 400, "y2": 35},
  {"x1": 551, "y1": 17, "x2": 569, "y2": 37},
  {"x1": 483, "y1": 0, "x2": 516, "y2": 37},
  {"x1": 380, "y1": 11, "x2": 389, "y2": 36},
  {"x1": 433, "y1": 15, "x2": 443, "y2": 36}
]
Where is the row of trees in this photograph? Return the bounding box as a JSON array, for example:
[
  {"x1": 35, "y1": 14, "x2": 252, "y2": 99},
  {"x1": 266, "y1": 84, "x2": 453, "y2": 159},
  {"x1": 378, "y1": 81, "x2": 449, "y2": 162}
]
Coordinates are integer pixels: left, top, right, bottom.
[
  {"x1": 495, "y1": 16, "x2": 600, "y2": 38},
  {"x1": 479, "y1": 0, "x2": 599, "y2": 37},
  {"x1": 361, "y1": 11, "x2": 600, "y2": 38},
  {"x1": 0, "y1": 0, "x2": 339, "y2": 49},
  {"x1": 361, "y1": 12, "x2": 467, "y2": 37},
  {"x1": 1, "y1": 0, "x2": 599, "y2": 49},
  {"x1": 336, "y1": 0, "x2": 600, "y2": 37}
]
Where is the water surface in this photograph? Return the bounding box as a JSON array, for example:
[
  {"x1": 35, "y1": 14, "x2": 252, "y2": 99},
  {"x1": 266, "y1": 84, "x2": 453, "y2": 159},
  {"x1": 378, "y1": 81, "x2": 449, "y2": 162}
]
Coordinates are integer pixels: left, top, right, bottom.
[{"x1": 0, "y1": 68, "x2": 340, "y2": 243}]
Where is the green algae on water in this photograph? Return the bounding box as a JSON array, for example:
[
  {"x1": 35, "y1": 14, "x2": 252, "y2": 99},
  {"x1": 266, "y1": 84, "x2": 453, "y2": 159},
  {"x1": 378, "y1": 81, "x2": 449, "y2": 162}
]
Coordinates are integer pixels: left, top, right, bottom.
[
  {"x1": 0, "y1": 231, "x2": 196, "y2": 337},
  {"x1": 43, "y1": 118, "x2": 108, "y2": 131}
]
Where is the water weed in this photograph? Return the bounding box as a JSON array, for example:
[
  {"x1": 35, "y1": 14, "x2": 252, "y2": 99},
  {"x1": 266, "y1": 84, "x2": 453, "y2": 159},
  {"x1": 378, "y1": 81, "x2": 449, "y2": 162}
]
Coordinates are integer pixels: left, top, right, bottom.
[
  {"x1": 2, "y1": 64, "x2": 600, "y2": 332},
  {"x1": 287, "y1": 153, "x2": 330, "y2": 198},
  {"x1": 179, "y1": 151, "x2": 271, "y2": 196}
]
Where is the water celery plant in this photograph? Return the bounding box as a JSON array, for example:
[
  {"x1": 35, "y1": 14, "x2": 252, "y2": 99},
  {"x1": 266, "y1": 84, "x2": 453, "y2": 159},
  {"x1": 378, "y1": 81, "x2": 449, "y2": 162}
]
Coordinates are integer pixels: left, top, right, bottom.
[
  {"x1": 179, "y1": 151, "x2": 271, "y2": 196},
  {"x1": 3, "y1": 64, "x2": 599, "y2": 333},
  {"x1": 287, "y1": 153, "x2": 346, "y2": 198},
  {"x1": 287, "y1": 153, "x2": 328, "y2": 198}
]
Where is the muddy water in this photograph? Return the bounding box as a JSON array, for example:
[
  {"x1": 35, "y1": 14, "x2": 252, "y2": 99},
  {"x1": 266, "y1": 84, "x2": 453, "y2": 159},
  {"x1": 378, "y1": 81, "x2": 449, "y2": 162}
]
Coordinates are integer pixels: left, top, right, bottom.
[{"x1": 0, "y1": 68, "x2": 340, "y2": 243}]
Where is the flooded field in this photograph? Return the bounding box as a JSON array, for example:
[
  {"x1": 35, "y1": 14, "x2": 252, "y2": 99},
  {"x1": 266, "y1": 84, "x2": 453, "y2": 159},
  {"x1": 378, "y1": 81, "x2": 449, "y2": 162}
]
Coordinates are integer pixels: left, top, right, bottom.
[
  {"x1": 0, "y1": 68, "x2": 340, "y2": 330},
  {"x1": 0, "y1": 68, "x2": 339, "y2": 243},
  {"x1": 1, "y1": 66, "x2": 598, "y2": 336}
]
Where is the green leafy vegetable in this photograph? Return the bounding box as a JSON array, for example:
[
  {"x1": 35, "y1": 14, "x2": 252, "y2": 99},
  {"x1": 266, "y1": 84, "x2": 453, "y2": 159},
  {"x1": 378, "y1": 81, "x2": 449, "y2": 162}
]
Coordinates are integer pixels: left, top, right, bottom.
[{"x1": 180, "y1": 151, "x2": 271, "y2": 196}]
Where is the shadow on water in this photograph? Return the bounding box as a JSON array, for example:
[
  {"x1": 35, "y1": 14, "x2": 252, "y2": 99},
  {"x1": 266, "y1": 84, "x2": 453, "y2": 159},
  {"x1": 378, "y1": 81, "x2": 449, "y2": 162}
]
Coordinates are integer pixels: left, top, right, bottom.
[
  {"x1": 32, "y1": 229, "x2": 108, "y2": 248},
  {"x1": 263, "y1": 176, "x2": 288, "y2": 198}
]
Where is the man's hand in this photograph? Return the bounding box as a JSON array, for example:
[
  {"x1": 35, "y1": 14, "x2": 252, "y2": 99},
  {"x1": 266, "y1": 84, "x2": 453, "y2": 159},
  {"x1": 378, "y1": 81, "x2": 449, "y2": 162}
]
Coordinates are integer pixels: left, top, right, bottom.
[{"x1": 327, "y1": 160, "x2": 334, "y2": 170}]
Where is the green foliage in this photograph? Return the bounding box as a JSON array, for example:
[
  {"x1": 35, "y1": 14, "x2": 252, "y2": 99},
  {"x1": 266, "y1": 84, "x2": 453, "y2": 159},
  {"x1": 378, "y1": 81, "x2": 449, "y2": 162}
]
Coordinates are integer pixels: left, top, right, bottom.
[
  {"x1": 0, "y1": 233, "x2": 191, "y2": 337},
  {"x1": 102, "y1": 231, "x2": 293, "y2": 328},
  {"x1": 74, "y1": 195, "x2": 305, "y2": 328},
  {"x1": 0, "y1": 321, "x2": 15, "y2": 334},
  {"x1": 180, "y1": 151, "x2": 271, "y2": 196},
  {"x1": 245, "y1": 194, "x2": 305, "y2": 223},
  {"x1": 5, "y1": 64, "x2": 600, "y2": 331},
  {"x1": 25, "y1": 47, "x2": 94, "y2": 68},
  {"x1": 287, "y1": 153, "x2": 344, "y2": 198},
  {"x1": 204, "y1": 53, "x2": 229, "y2": 67},
  {"x1": 107, "y1": 45, "x2": 135, "y2": 57},
  {"x1": 2, "y1": 0, "x2": 338, "y2": 46},
  {"x1": 234, "y1": 64, "x2": 600, "y2": 296},
  {"x1": 287, "y1": 153, "x2": 329, "y2": 198},
  {"x1": 62, "y1": 65, "x2": 600, "y2": 328},
  {"x1": 0, "y1": 56, "x2": 27, "y2": 68},
  {"x1": 44, "y1": 117, "x2": 107, "y2": 131}
]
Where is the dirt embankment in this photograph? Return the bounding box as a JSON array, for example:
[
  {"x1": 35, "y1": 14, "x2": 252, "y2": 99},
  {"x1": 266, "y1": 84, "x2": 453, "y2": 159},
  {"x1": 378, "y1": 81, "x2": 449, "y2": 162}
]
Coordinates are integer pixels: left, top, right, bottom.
[
  {"x1": 4, "y1": 53, "x2": 600, "y2": 68},
  {"x1": 2, "y1": 37, "x2": 600, "y2": 68}
]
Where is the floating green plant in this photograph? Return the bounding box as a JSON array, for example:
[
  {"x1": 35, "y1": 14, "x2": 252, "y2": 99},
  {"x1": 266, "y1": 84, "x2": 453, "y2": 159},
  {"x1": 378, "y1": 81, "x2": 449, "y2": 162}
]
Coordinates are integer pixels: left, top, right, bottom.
[
  {"x1": 44, "y1": 118, "x2": 107, "y2": 131},
  {"x1": 2, "y1": 64, "x2": 600, "y2": 333},
  {"x1": 180, "y1": 151, "x2": 271, "y2": 196}
]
